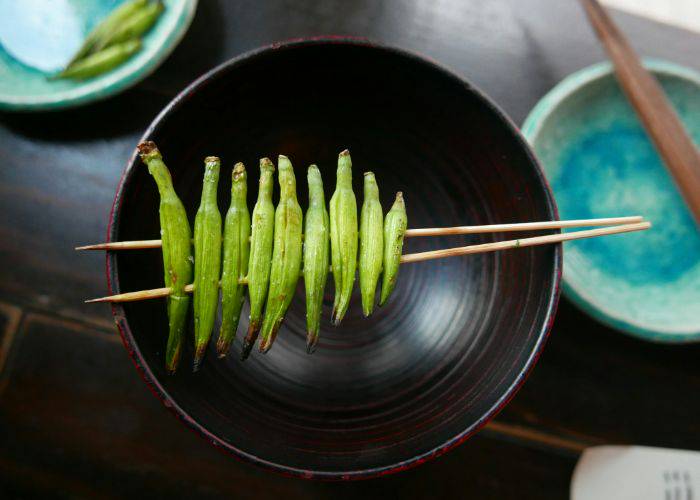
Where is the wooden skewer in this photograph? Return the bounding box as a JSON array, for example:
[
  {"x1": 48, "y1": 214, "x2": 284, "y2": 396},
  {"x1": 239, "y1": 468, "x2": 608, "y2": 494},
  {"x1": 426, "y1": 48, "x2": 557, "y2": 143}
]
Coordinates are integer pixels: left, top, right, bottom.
[
  {"x1": 579, "y1": 0, "x2": 700, "y2": 224},
  {"x1": 403, "y1": 215, "x2": 642, "y2": 237},
  {"x1": 400, "y1": 221, "x2": 650, "y2": 263},
  {"x1": 76, "y1": 239, "x2": 164, "y2": 251},
  {"x1": 75, "y1": 216, "x2": 643, "y2": 250},
  {"x1": 86, "y1": 221, "x2": 650, "y2": 303}
]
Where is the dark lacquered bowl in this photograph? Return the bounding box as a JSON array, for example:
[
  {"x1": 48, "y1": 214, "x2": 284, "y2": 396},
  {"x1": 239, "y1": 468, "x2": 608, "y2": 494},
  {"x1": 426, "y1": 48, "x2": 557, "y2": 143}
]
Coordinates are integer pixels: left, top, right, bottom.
[{"x1": 108, "y1": 38, "x2": 561, "y2": 479}]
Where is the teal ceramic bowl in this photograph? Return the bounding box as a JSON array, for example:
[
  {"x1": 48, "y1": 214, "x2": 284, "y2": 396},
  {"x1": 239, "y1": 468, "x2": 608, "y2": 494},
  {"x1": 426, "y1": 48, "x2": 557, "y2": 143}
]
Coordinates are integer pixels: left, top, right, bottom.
[
  {"x1": 523, "y1": 60, "x2": 700, "y2": 342},
  {"x1": 0, "y1": 0, "x2": 197, "y2": 111}
]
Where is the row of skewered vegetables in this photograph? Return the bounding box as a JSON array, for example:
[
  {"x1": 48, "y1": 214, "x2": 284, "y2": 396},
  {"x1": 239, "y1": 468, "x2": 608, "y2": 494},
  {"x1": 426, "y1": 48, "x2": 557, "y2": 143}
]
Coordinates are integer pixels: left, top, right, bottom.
[{"x1": 137, "y1": 142, "x2": 407, "y2": 373}]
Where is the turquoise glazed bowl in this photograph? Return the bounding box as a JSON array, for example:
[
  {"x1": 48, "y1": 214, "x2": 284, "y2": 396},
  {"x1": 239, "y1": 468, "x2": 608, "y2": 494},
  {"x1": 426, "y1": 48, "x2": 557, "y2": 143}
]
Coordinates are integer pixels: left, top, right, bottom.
[
  {"x1": 523, "y1": 60, "x2": 700, "y2": 342},
  {"x1": 0, "y1": 0, "x2": 197, "y2": 111}
]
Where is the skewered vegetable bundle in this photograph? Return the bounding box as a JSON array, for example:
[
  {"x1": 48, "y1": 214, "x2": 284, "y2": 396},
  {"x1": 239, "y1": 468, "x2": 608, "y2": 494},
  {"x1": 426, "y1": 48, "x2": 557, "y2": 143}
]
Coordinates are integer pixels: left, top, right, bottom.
[{"x1": 138, "y1": 143, "x2": 407, "y2": 372}]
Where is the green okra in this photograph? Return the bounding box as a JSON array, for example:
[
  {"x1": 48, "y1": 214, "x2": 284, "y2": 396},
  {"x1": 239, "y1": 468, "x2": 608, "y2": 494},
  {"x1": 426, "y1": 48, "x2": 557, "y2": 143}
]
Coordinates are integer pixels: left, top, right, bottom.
[
  {"x1": 57, "y1": 39, "x2": 141, "y2": 80},
  {"x1": 137, "y1": 141, "x2": 192, "y2": 374},
  {"x1": 359, "y1": 172, "x2": 384, "y2": 317},
  {"x1": 67, "y1": 0, "x2": 148, "y2": 66},
  {"x1": 241, "y1": 158, "x2": 275, "y2": 359},
  {"x1": 380, "y1": 192, "x2": 407, "y2": 306},
  {"x1": 193, "y1": 157, "x2": 223, "y2": 370},
  {"x1": 329, "y1": 149, "x2": 358, "y2": 325},
  {"x1": 259, "y1": 156, "x2": 303, "y2": 354},
  {"x1": 91, "y1": 1, "x2": 163, "y2": 53},
  {"x1": 216, "y1": 163, "x2": 250, "y2": 358},
  {"x1": 303, "y1": 165, "x2": 329, "y2": 353}
]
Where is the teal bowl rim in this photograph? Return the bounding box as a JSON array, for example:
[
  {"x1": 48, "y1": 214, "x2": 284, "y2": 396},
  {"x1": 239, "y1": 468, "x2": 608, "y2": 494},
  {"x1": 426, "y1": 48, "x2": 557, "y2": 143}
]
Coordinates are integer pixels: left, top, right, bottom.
[
  {"x1": 0, "y1": 0, "x2": 198, "y2": 112},
  {"x1": 522, "y1": 58, "x2": 700, "y2": 343}
]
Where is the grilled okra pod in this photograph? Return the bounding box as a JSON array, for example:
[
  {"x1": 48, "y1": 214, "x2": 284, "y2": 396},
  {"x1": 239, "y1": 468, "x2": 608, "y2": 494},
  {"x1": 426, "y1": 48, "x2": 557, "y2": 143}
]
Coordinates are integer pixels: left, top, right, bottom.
[
  {"x1": 380, "y1": 192, "x2": 407, "y2": 306},
  {"x1": 329, "y1": 149, "x2": 358, "y2": 325},
  {"x1": 137, "y1": 141, "x2": 192, "y2": 374},
  {"x1": 259, "y1": 156, "x2": 303, "y2": 353},
  {"x1": 303, "y1": 165, "x2": 329, "y2": 353},
  {"x1": 241, "y1": 158, "x2": 275, "y2": 359},
  {"x1": 359, "y1": 172, "x2": 384, "y2": 317},
  {"x1": 67, "y1": 0, "x2": 148, "y2": 66},
  {"x1": 193, "y1": 157, "x2": 223, "y2": 370},
  {"x1": 217, "y1": 163, "x2": 250, "y2": 358},
  {"x1": 58, "y1": 39, "x2": 141, "y2": 80}
]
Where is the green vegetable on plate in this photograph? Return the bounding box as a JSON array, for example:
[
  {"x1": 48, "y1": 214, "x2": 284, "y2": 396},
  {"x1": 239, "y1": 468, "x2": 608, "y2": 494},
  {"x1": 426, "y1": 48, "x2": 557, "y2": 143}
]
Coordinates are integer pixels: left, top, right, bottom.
[
  {"x1": 58, "y1": 0, "x2": 164, "y2": 80},
  {"x1": 57, "y1": 39, "x2": 142, "y2": 80}
]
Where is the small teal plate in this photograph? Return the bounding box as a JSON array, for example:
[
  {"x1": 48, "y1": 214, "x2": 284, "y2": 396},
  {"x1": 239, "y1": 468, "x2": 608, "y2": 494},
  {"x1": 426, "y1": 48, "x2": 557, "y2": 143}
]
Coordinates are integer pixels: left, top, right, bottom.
[
  {"x1": 523, "y1": 60, "x2": 700, "y2": 342},
  {"x1": 0, "y1": 0, "x2": 197, "y2": 111}
]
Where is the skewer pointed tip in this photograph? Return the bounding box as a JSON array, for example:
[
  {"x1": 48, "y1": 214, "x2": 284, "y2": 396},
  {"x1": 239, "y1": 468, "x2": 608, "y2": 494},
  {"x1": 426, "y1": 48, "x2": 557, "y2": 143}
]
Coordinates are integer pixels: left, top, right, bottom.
[{"x1": 76, "y1": 243, "x2": 106, "y2": 251}]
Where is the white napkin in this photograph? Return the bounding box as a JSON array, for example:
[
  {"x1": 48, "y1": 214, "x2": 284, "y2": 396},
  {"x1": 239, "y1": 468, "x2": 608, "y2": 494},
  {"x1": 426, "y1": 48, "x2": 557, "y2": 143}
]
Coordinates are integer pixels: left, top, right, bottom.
[{"x1": 572, "y1": 446, "x2": 700, "y2": 500}]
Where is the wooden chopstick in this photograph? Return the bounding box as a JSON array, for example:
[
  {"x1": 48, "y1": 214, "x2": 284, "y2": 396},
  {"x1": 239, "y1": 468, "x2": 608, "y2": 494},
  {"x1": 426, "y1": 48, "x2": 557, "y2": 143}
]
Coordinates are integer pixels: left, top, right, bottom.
[
  {"x1": 75, "y1": 216, "x2": 643, "y2": 251},
  {"x1": 85, "y1": 221, "x2": 650, "y2": 303},
  {"x1": 579, "y1": 0, "x2": 700, "y2": 224}
]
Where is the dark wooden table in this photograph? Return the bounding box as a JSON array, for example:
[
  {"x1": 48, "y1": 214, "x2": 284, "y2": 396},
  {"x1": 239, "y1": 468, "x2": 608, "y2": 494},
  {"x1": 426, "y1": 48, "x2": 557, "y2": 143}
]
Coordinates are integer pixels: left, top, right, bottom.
[{"x1": 1, "y1": 1, "x2": 698, "y2": 498}]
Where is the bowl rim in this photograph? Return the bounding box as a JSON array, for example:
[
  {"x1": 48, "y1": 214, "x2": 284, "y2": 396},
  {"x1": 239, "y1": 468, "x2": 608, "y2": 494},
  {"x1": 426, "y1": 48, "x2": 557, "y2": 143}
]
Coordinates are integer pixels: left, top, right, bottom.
[
  {"x1": 0, "y1": 0, "x2": 198, "y2": 111},
  {"x1": 522, "y1": 58, "x2": 700, "y2": 343},
  {"x1": 106, "y1": 37, "x2": 562, "y2": 480}
]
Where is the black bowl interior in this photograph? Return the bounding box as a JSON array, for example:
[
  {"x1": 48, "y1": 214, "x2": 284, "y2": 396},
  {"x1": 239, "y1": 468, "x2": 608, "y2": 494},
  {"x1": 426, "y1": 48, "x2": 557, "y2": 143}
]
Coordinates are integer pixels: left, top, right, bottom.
[{"x1": 110, "y1": 40, "x2": 560, "y2": 478}]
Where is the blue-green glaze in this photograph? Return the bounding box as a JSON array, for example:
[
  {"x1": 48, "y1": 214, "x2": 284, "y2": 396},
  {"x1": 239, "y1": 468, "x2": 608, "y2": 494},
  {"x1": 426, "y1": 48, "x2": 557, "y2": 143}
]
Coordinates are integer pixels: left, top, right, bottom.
[
  {"x1": 523, "y1": 59, "x2": 700, "y2": 343},
  {"x1": 0, "y1": 0, "x2": 197, "y2": 111}
]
